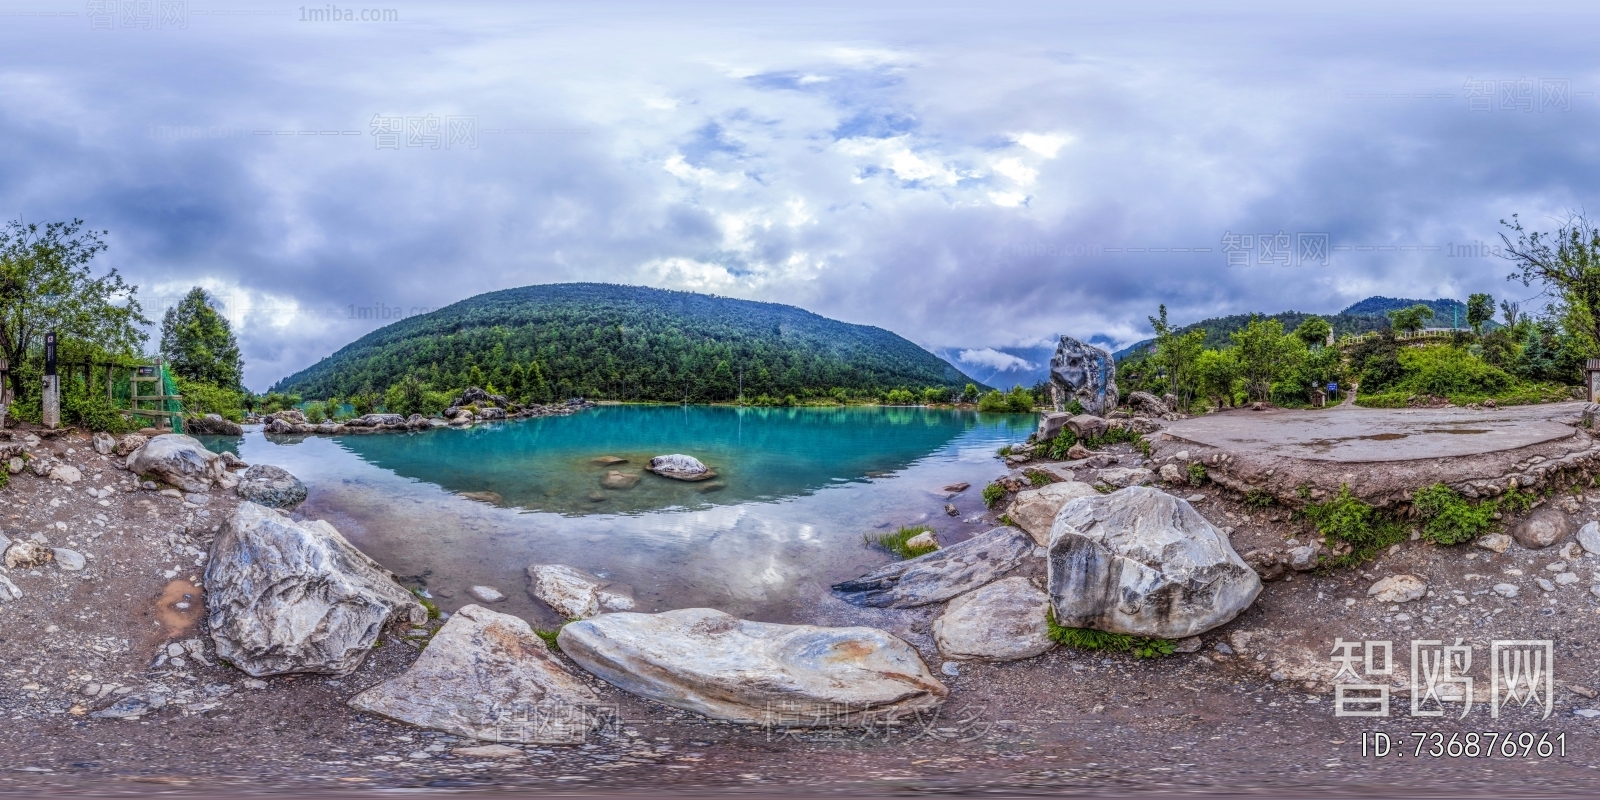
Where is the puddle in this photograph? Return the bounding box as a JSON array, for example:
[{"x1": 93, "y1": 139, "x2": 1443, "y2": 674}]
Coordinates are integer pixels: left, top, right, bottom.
[{"x1": 154, "y1": 579, "x2": 204, "y2": 636}]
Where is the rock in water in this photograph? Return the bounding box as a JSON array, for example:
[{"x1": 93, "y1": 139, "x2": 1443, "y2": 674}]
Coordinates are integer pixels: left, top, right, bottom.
[
  {"x1": 126, "y1": 434, "x2": 226, "y2": 493},
  {"x1": 1514, "y1": 507, "x2": 1570, "y2": 550},
  {"x1": 468, "y1": 585, "x2": 506, "y2": 603},
  {"x1": 599, "y1": 470, "x2": 640, "y2": 489},
  {"x1": 1007, "y1": 482, "x2": 1099, "y2": 546},
  {"x1": 832, "y1": 527, "x2": 1034, "y2": 608},
  {"x1": 1048, "y1": 335, "x2": 1118, "y2": 417},
  {"x1": 205, "y1": 502, "x2": 426, "y2": 677},
  {"x1": 348, "y1": 604, "x2": 602, "y2": 743},
  {"x1": 187, "y1": 413, "x2": 244, "y2": 436},
  {"x1": 92, "y1": 431, "x2": 116, "y2": 455},
  {"x1": 235, "y1": 464, "x2": 308, "y2": 509},
  {"x1": 933, "y1": 577, "x2": 1055, "y2": 662},
  {"x1": 1047, "y1": 487, "x2": 1261, "y2": 638},
  {"x1": 558, "y1": 608, "x2": 947, "y2": 726},
  {"x1": 526, "y1": 564, "x2": 636, "y2": 619},
  {"x1": 646, "y1": 454, "x2": 716, "y2": 481}
]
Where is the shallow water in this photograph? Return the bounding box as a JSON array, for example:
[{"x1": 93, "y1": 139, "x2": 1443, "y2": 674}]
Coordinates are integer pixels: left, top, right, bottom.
[{"x1": 200, "y1": 405, "x2": 1036, "y2": 626}]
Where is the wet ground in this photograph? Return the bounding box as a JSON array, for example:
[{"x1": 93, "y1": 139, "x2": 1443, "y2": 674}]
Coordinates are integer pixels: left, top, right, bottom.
[{"x1": 1164, "y1": 402, "x2": 1582, "y2": 462}]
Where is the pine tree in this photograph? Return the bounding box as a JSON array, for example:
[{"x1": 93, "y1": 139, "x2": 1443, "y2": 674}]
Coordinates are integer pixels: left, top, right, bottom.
[{"x1": 160, "y1": 287, "x2": 242, "y2": 388}]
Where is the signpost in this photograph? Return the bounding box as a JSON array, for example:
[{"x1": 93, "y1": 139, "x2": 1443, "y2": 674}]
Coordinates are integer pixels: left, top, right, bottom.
[{"x1": 42, "y1": 330, "x2": 58, "y2": 429}]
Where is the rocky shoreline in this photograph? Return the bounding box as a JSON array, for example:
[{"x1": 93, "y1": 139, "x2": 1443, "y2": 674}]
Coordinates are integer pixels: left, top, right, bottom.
[{"x1": 245, "y1": 387, "x2": 595, "y2": 436}]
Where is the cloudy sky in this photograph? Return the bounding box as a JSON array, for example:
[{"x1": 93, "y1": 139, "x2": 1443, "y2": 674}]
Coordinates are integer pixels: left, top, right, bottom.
[{"x1": 2, "y1": 0, "x2": 1594, "y2": 390}]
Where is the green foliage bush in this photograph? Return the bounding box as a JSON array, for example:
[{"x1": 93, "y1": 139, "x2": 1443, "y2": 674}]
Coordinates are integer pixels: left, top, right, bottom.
[
  {"x1": 1187, "y1": 462, "x2": 1207, "y2": 484},
  {"x1": 981, "y1": 482, "x2": 1006, "y2": 507},
  {"x1": 176, "y1": 378, "x2": 245, "y2": 422},
  {"x1": 883, "y1": 388, "x2": 916, "y2": 405},
  {"x1": 1399, "y1": 346, "x2": 1511, "y2": 396},
  {"x1": 864, "y1": 525, "x2": 938, "y2": 559},
  {"x1": 977, "y1": 390, "x2": 1009, "y2": 412},
  {"x1": 1046, "y1": 611, "x2": 1174, "y2": 658},
  {"x1": 1411, "y1": 483, "x2": 1496, "y2": 545},
  {"x1": 63, "y1": 389, "x2": 132, "y2": 434},
  {"x1": 1302, "y1": 484, "x2": 1406, "y2": 567}
]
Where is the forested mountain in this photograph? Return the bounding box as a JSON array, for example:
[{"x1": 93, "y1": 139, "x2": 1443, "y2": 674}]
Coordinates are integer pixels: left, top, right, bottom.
[
  {"x1": 1113, "y1": 296, "x2": 1488, "y2": 360},
  {"x1": 270, "y1": 283, "x2": 978, "y2": 403}
]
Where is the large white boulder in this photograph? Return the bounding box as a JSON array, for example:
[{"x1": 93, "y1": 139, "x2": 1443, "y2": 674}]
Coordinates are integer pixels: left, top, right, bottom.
[
  {"x1": 125, "y1": 434, "x2": 226, "y2": 492},
  {"x1": 1047, "y1": 486, "x2": 1261, "y2": 639},
  {"x1": 646, "y1": 454, "x2": 715, "y2": 481},
  {"x1": 933, "y1": 577, "x2": 1055, "y2": 662},
  {"x1": 832, "y1": 526, "x2": 1035, "y2": 608},
  {"x1": 525, "y1": 564, "x2": 636, "y2": 619},
  {"x1": 205, "y1": 502, "x2": 426, "y2": 676},
  {"x1": 348, "y1": 604, "x2": 602, "y2": 744},
  {"x1": 558, "y1": 608, "x2": 946, "y2": 726},
  {"x1": 1007, "y1": 482, "x2": 1099, "y2": 546}
]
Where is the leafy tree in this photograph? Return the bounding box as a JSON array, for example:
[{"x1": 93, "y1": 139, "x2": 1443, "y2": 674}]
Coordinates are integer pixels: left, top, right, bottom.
[
  {"x1": 384, "y1": 374, "x2": 428, "y2": 417},
  {"x1": 160, "y1": 287, "x2": 243, "y2": 388},
  {"x1": 977, "y1": 389, "x2": 1009, "y2": 412},
  {"x1": 1194, "y1": 348, "x2": 1240, "y2": 408},
  {"x1": 1466, "y1": 293, "x2": 1494, "y2": 335},
  {"x1": 921, "y1": 386, "x2": 948, "y2": 404},
  {"x1": 0, "y1": 220, "x2": 148, "y2": 403},
  {"x1": 1005, "y1": 385, "x2": 1035, "y2": 412},
  {"x1": 1292, "y1": 316, "x2": 1333, "y2": 348},
  {"x1": 1387, "y1": 304, "x2": 1434, "y2": 335},
  {"x1": 1500, "y1": 299, "x2": 1520, "y2": 329},
  {"x1": 1502, "y1": 212, "x2": 1600, "y2": 357},
  {"x1": 1349, "y1": 329, "x2": 1402, "y2": 392},
  {"x1": 1230, "y1": 317, "x2": 1302, "y2": 402},
  {"x1": 1148, "y1": 304, "x2": 1206, "y2": 410},
  {"x1": 961, "y1": 383, "x2": 979, "y2": 403}
]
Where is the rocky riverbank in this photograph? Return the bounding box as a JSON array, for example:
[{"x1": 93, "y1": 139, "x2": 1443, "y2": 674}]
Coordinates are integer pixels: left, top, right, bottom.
[{"x1": 5, "y1": 407, "x2": 1600, "y2": 795}]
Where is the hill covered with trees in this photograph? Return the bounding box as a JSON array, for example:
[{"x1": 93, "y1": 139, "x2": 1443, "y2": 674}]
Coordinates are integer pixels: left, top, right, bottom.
[{"x1": 270, "y1": 283, "x2": 979, "y2": 405}]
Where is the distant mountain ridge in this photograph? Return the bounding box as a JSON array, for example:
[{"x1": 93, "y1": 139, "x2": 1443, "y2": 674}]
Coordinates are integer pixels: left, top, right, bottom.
[{"x1": 271, "y1": 283, "x2": 981, "y2": 402}]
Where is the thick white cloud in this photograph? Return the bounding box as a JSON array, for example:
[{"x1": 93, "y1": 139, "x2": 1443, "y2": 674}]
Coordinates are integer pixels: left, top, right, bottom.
[
  {"x1": 0, "y1": 2, "x2": 1592, "y2": 391},
  {"x1": 958, "y1": 348, "x2": 1036, "y2": 372}
]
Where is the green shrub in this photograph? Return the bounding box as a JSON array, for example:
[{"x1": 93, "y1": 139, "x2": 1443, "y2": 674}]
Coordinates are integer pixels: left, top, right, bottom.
[
  {"x1": 534, "y1": 628, "x2": 563, "y2": 651},
  {"x1": 884, "y1": 388, "x2": 916, "y2": 405},
  {"x1": 982, "y1": 482, "x2": 1007, "y2": 507},
  {"x1": 1302, "y1": 484, "x2": 1406, "y2": 567},
  {"x1": 1046, "y1": 611, "x2": 1174, "y2": 658},
  {"x1": 977, "y1": 390, "x2": 1010, "y2": 412},
  {"x1": 1412, "y1": 483, "x2": 1496, "y2": 545},
  {"x1": 1400, "y1": 346, "x2": 1511, "y2": 397},
  {"x1": 1187, "y1": 463, "x2": 1207, "y2": 484},
  {"x1": 864, "y1": 525, "x2": 938, "y2": 559},
  {"x1": 1045, "y1": 429, "x2": 1077, "y2": 459},
  {"x1": 1024, "y1": 469, "x2": 1054, "y2": 487},
  {"x1": 177, "y1": 379, "x2": 246, "y2": 422},
  {"x1": 1005, "y1": 386, "x2": 1035, "y2": 412},
  {"x1": 1244, "y1": 489, "x2": 1276, "y2": 507},
  {"x1": 63, "y1": 390, "x2": 133, "y2": 434},
  {"x1": 997, "y1": 445, "x2": 1013, "y2": 456}
]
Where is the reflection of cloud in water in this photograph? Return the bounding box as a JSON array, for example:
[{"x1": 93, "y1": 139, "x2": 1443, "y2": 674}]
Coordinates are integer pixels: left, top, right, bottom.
[{"x1": 201, "y1": 408, "x2": 1036, "y2": 622}]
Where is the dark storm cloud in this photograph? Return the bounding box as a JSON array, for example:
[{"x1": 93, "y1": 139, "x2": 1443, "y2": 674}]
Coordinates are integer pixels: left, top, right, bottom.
[{"x1": 0, "y1": 1, "x2": 1595, "y2": 389}]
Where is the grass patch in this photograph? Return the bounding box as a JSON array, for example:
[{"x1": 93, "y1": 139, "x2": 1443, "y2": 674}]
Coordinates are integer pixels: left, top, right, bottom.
[
  {"x1": 411, "y1": 589, "x2": 441, "y2": 620},
  {"x1": 1302, "y1": 484, "x2": 1406, "y2": 568},
  {"x1": 1046, "y1": 611, "x2": 1175, "y2": 659},
  {"x1": 982, "y1": 482, "x2": 1007, "y2": 508},
  {"x1": 1187, "y1": 463, "x2": 1207, "y2": 485},
  {"x1": 864, "y1": 525, "x2": 938, "y2": 559},
  {"x1": 1243, "y1": 488, "x2": 1276, "y2": 507},
  {"x1": 996, "y1": 513, "x2": 1015, "y2": 527},
  {"x1": 997, "y1": 445, "x2": 1014, "y2": 456},
  {"x1": 534, "y1": 628, "x2": 563, "y2": 651},
  {"x1": 1499, "y1": 489, "x2": 1537, "y2": 514},
  {"x1": 1411, "y1": 483, "x2": 1496, "y2": 545},
  {"x1": 1024, "y1": 469, "x2": 1055, "y2": 487}
]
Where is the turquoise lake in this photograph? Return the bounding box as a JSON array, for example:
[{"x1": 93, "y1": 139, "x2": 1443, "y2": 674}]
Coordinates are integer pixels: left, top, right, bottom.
[{"x1": 203, "y1": 405, "x2": 1037, "y2": 626}]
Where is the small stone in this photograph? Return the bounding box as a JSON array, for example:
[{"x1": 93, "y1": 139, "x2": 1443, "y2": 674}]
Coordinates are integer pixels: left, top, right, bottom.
[
  {"x1": 1578, "y1": 521, "x2": 1600, "y2": 556},
  {"x1": 1173, "y1": 637, "x2": 1202, "y2": 653},
  {"x1": 1556, "y1": 572, "x2": 1580, "y2": 586},
  {"x1": 944, "y1": 503, "x2": 959, "y2": 516},
  {"x1": 1367, "y1": 574, "x2": 1427, "y2": 603},
  {"x1": 904, "y1": 531, "x2": 939, "y2": 552},
  {"x1": 1184, "y1": 494, "x2": 1206, "y2": 503},
  {"x1": 1159, "y1": 463, "x2": 1184, "y2": 484},
  {"x1": 1546, "y1": 561, "x2": 1569, "y2": 572},
  {"x1": 1475, "y1": 534, "x2": 1512, "y2": 554},
  {"x1": 51, "y1": 548, "x2": 86, "y2": 571},
  {"x1": 1574, "y1": 709, "x2": 1600, "y2": 719},
  {"x1": 6, "y1": 458, "x2": 21, "y2": 474},
  {"x1": 941, "y1": 661, "x2": 960, "y2": 677},
  {"x1": 1536, "y1": 578, "x2": 1556, "y2": 592},
  {"x1": 1513, "y1": 507, "x2": 1570, "y2": 550},
  {"x1": 1492, "y1": 583, "x2": 1519, "y2": 598},
  {"x1": 468, "y1": 585, "x2": 506, "y2": 603}
]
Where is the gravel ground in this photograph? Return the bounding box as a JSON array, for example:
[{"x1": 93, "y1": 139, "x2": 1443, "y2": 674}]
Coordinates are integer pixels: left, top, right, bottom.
[{"x1": 2, "y1": 425, "x2": 1599, "y2": 797}]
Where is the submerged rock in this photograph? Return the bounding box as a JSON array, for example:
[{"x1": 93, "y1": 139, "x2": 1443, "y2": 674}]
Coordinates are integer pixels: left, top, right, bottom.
[
  {"x1": 599, "y1": 470, "x2": 640, "y2": 489},
  {"x1": 205, "y1": 502, "x2": 426, "y2": 677},
  {"x1": 933, "y1": 577, "x2": 1055, "y2": 662},
  {"x1": 558, "y1": 608, "x2": 946, "y2": 726},
  {"x1": 832, "y1": 526, "x2": 1034, "y2": 608},
  {"x1": 526, "y1": 564, "x2": 636, "y2": 619},
  {"x1": 348, "y1": 604, "x2": 602, "y2": 743},
  {"x1": 1047, "y1": 487, "x2": 1261, "y2": 639},
  {"x1": 1007, "y1": 482, "x2": 1099, "y2": 546},
  {"x1": 235, "y1": 464, "x2": 308, "y2": 509},
  {"x1": 126, "y1": 434, "x2": 227, "y2": 493},
  {"x1": 646, "y1": 454, "x2": 716, "y2": 481}
]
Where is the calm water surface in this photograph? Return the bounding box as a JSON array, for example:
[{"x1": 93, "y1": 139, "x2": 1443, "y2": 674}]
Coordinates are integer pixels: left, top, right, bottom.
[{"x1": 202, "y1": 405, "x2": 1036, "y2": 627}]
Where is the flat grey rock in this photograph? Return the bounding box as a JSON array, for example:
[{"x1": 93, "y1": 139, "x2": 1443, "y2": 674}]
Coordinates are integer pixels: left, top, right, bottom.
[
  {"x1": 933, "y1": 577, "x2": 1055, "y2": 662},
  {"x1": 559, "y1": 608, "x2": 946, "y2": 726},
  {"x1": 236, "y1": 464, "x2": 308, "y2": 509},
  {"x1": 832, "y1": 526, "x2": 1034, "y2": 608},
  {"x1": 126, "y1": 434, "x2": 226, "y2": 493},
  {"x1": 1007, "y1": 482, "x2": 1098, "y2": 546},
  {"x1": 348, "y1": 604, "x2": 601, "y2": 743}
]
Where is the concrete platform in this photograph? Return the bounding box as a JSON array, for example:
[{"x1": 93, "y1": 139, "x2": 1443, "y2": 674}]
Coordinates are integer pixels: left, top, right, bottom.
[{"x1": 1161, "y1": 402, "x2": 1582, "y2": 463}]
